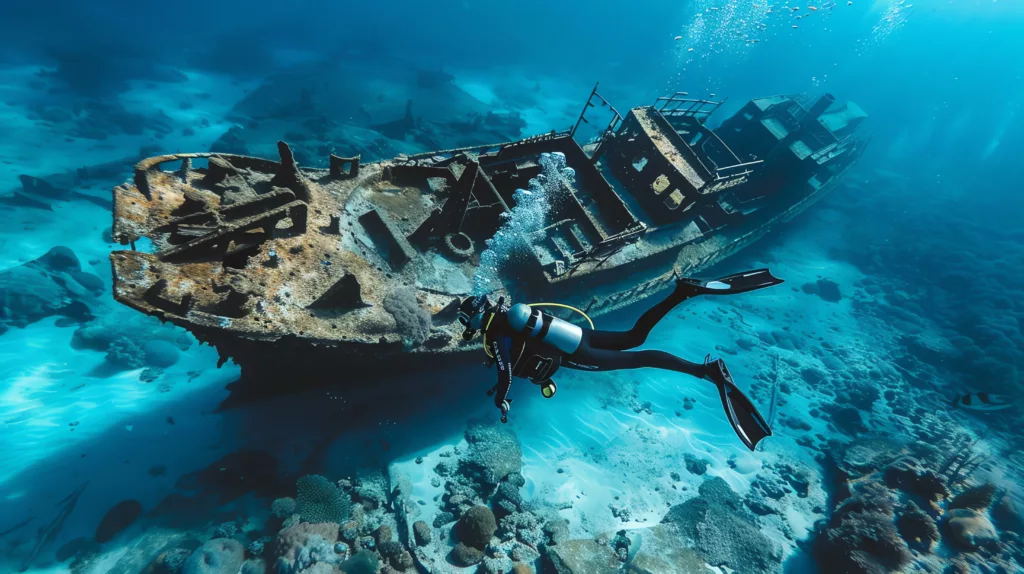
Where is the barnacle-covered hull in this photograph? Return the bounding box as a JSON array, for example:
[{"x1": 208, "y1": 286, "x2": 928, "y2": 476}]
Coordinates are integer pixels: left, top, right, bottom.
[{"x1": 110, "y1": 87, "x2": 868, "y2": 405}]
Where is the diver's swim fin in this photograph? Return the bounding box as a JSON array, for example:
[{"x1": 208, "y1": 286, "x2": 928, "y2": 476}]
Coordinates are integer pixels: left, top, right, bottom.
[
  {"x1": 705, "y1": 357, "x2": 772, "y2": 451},
  {"x1": 678, "y1": 268, "x2": 784, "y2": 296}
]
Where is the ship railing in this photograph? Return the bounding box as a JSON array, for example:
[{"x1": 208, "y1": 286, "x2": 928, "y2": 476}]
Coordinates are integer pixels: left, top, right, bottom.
[
  {"x1": 570, "y1": 82, "x2": 623, "y2": 160},
  {"x1": 653, "y1": 92, "x2": 727, "y2": 121},
  {"x1": 397, "y1": 130, "x2": 571, "y2": 165}
]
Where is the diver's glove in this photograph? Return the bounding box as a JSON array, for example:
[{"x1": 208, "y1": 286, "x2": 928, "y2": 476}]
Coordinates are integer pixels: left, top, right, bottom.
[{"x1": 498, "y1": 399, "x2": 511, "y2": 424}]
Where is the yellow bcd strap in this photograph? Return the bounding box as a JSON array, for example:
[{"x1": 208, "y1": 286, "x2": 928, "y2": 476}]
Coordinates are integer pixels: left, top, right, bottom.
[
  {"x1": 527, "y1": 303, "x2": 595, "y2": 329},
  {"x1": 481, "y1": 302, "x2": 595, "y2": 359}
]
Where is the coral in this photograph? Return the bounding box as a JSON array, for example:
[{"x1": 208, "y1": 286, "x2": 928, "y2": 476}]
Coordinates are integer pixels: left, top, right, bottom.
[
  {"x1": 812, "y1": 481, "x2": 911, "y2": 573},
  {"x1": 272, "y1": 497, "x2": 297, "y2": 519},
  {"x1": 383, "y1": 287, "x2": 431, "y2": 347},
  {"x1": 105, "y1": 337, "x2": 146, "y2": 369},
  {"x1": 212, "y1": 522, "x2": 238, "y2": 540},
  {"x1": 296, "y1": 475, "x2": 351, "y2": 524},
  {"x1": 896, "y1": 502, "x2": 939, "y2": 553},
  {"x1": 182, "y1": 539, "x2": 245, "y2": 574},
  {"x1": 247, "y1": 536, "x2": 271, "y2": 556},
  {"x1": 499, "y1": 511, "x2": 544, "y2": 547},
  {"x1": 412, "y1": 521, "x2": 432, "y2": 546},
  {"x1": 276, "y1": 522, "x2": 340, "y2": 569},
  {"x1": 883, "y1": 458, "x2": 949, "y2": 503},
  {"x1": 457, "y1": 505, "x2": 497, "y2": 549},
  {"x1": 352, "y1": 469, "x2": 388, "y2": 509},
  {"x1": 152, "y1": 548, "x2": 191, "y2": 573},
  {"x1": 275, "y1": 525, "x2": 342, "y2": 574},
  {"x1": 949, "y1": 483, "x2": 998, "y2": 511}
]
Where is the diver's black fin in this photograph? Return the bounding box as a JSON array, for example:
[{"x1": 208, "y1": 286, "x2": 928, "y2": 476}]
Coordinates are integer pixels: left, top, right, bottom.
[
  {"x1": 705, "y1": 358, "x2": 772, "y2": 451},
  {"x1": 678, "y1": 268, "x2": 784, "y2": 296}
]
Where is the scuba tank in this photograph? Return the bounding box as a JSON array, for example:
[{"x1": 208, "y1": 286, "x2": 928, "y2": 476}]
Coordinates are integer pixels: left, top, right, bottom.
[{"x1": 506, "y1": 303, "x2": 583, "y2": 355}]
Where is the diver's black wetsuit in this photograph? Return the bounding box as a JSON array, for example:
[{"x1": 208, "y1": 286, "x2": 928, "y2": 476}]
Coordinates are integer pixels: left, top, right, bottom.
[
  {"x1": 467, "y1": 268, "x2": 782, "y2": 450},
  {"x1": 483, "y1": 286, "x2": 705, "y2": 414},
  {"x1": 562, "y1": 289, "x2": 704, "y2": 378}
]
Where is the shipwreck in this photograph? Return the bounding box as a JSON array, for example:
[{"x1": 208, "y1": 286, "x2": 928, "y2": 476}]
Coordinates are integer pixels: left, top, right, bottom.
[{"x1": 110, "y1": 86, "x2": 868, "y2": 405}]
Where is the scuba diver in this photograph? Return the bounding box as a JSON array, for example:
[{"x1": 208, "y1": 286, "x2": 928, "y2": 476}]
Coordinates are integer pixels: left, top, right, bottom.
[{"x1": 458, "y1": 269, "x2": 783, "y2": 451}]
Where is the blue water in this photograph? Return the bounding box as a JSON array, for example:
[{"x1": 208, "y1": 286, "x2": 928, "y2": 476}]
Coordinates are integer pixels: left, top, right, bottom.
[{"x1": 2, "y1": 1, "x2": 1023, "y2": 573}]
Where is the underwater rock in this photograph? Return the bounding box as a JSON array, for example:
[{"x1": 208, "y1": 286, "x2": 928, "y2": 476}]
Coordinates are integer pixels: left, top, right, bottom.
[
  {"x1": 832, "y1": 438, "x2": 909, "y2": 479},
  {"x1": 628, "y1": 524, "x2": 712, "y2": 574},
  {"x1": 660, "y1": 477, "x2": 781, "y2": 574},
  {"x1": 838, "y1": 381, "x2": 880, "y2": 412},
  {"x1": 210, "y1": 126, "x2": 249, "y2": 155},
  {"x1": 182, "y1": 538, "x2": 245, "y2": 574},
  {"x1": 56, "y1": 537, "x2": 100, "y2": 562},
  {"x1": 412, "y1": 520, "x2": 431, "y2": 546},
  {"x1": 456, "y1": 505, "x2": 497, "y2": 548},
  {"x1": 96, "y1": 499, "x2": 144, "y2": 543},
  {"x1": 152, "y1": 547, "x2": 193, "y2": 573},
  {"x1": 545, "y1": 538, "x2": 619, "y2": 573},
  {"x1": 338, "y1": 550, "x2": 378, "y2": 574},
  {"x1": 803, "y1": 278, "x2": 842, "y2": 302},
  {"x1": 945, "y1": 508, "x2": 999, "y2": 550},
  {"x1": 450, "y1": 542, "x2": 485, "y2": 566},
  {"x1": 822, "y1": 405, "x2": 867, "y2": 436},
  {"x1": 993, "y1": 495, "x2": 1024, "y2": 535},
  {"x1": 543, "y1": 518, "x2": 570, "y2": 546},
  {"x1": 882, "y1": 458, "x2": 949, "y2": 504},
  {"x1": 144, "y1": 339, "x2": 180, "y2": 368},
  {"x1": 171, "y1": 450, "x2": 281, "y2": 505},
  {"x1": 295, "y1": 475, "x2": 350, "y2": 524},
  {"x1": 461, "y1": 424, "x2": 523, "y2": 488},
  {"x1": 683, "y1": 453, "x2": 709, "y2": 476},
  {"x1": 0, "y1": 246, "x2": 96, "y2": 334}
]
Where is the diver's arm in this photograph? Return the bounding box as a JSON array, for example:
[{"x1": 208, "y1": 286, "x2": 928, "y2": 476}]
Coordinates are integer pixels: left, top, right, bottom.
[{"x1": 489, "y1": 334, "x2": 513, "y2": 423}]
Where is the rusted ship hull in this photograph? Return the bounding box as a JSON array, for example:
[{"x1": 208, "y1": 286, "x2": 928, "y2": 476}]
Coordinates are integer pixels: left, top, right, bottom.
[{"x1": 110, "y1": 87, "x2": 867, "y2": 405}]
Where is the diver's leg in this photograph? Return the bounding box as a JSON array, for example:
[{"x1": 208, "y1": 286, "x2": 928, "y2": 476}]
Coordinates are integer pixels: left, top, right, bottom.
[
  {"x1": 587, "y1": 284, "x2": 699, "y2": 351},
  {"x1": 564, "y1": 339, "x2": 706, "y2": 378}
]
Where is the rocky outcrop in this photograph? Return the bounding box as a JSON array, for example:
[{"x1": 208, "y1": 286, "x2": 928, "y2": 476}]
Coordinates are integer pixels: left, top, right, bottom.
[
  {"x1": 545, "y1": 538, "x2": 620, "y2": 574},
  {"x1": 945, "y1": 509, "x2": 999, "y2": 550},
  {"x1": 0, "y1": 246, "x2": 99, "y2": 335},
  {"x1": 182, "y1": 539, "x2": 245, "y2": 574},
  {"x1": 660, "y1": 477, "x2": 781, "y2": 574}
]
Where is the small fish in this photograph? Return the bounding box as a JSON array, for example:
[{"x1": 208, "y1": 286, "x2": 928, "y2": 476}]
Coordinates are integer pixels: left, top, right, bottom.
[
  {"x1": 952, "y1": 392, "x2": 1013, "y2": 412},
  {"x1": 674, "y1": 35, "x2": 683, "y2": 41},
  {"x1": 809, "y1": 5, "x2": 817, "y2": 9},
  {"x1": 688, "y1": 47, "x2": 695, "y2": 52},
  {"x1": 793, "y1": 25, "x2": 799, "y2": 28}
]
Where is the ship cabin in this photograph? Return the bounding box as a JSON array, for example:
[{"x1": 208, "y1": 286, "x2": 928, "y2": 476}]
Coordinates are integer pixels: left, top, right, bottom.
[{"x1": 715, "y1": 93, "x2": 868, "y2": 209}]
